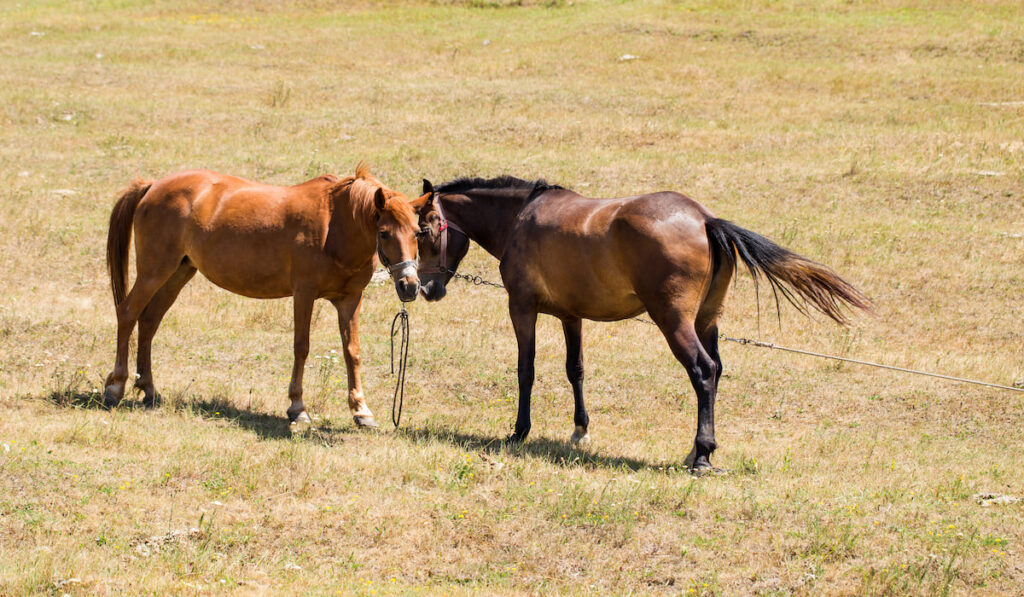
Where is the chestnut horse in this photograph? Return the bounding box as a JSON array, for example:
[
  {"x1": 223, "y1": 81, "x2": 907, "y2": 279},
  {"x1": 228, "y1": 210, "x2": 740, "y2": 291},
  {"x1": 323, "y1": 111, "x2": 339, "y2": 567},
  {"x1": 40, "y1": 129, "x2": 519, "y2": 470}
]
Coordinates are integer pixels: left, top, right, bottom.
[
  {"x1": 415, "y1": 176, "x2": 870, "y2": 471},
  {"x1": 104, "y1": 164, "x2": 427, "y2": 427}
]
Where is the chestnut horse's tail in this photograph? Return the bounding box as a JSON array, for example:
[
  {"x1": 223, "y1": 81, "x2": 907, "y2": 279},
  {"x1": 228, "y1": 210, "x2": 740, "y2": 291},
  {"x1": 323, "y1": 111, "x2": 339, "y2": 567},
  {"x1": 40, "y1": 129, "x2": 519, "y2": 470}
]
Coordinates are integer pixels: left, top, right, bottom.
[
  {"x1": 705, "y1": 217, "x2": 871, "y2": 325},
  {"x1": 106, "y1": 179, "x2": 152, "y2": 306}
]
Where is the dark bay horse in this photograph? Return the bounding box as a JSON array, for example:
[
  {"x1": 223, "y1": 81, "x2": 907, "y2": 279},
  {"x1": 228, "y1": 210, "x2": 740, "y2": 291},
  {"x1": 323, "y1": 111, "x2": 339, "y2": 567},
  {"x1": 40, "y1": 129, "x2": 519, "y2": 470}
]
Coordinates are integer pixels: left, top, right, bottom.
[
  {"x1": 104, "y1": 163, "x2": 428, "y2": 427},
  {"x1": 415, "y1": 176, "x2": 870, "y2": 471}
]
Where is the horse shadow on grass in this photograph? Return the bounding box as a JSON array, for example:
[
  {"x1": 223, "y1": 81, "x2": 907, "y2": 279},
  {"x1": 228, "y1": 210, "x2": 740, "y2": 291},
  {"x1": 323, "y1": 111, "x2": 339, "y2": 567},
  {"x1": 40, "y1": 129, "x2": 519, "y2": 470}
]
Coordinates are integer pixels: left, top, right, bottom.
[
  {"x1": 44, "y1": 391, "x2": 683, "y2": 472},
  {"x1": 395, "y1": 426, "x2": 676, "y2": 473},
  {"x1": 45, "y1": 389, "x2": 353, "y2": 443},
  {"x1": 168, "y1": 396, "x2": 364, "y2": 445}
]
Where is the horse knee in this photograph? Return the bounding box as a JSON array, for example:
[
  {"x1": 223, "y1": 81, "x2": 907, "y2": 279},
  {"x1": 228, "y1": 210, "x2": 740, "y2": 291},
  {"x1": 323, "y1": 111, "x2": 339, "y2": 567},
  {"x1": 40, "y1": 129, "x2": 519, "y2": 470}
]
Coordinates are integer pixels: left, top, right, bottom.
[
  {"x1": 565, "y1": 362, "x2": 583, "y2": 383},
  {"x1": 344, "y1": 344, "x2": 360, "y2": 368}
]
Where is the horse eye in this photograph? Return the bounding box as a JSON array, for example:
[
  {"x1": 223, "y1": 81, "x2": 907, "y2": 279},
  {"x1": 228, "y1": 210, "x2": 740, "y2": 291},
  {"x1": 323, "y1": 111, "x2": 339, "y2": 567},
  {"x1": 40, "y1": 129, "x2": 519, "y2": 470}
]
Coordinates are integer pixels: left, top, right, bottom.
[
  {"x1": 378, "y1": 230, "x2": 391, "y2": 240},
  {"x1": 416, "y1": 227, "x2": 428, "y2": 239}
]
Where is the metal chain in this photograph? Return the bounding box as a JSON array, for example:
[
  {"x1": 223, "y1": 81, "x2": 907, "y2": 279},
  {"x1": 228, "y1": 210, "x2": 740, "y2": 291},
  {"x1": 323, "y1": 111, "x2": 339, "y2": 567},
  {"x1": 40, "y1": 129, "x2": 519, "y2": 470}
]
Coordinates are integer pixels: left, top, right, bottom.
[
  {"x1": 448, "y1": 271, "x2": 1024, "y2": 394},
  {"x1": 452, "y1": 271, "x2": 506, "y2": 289}
]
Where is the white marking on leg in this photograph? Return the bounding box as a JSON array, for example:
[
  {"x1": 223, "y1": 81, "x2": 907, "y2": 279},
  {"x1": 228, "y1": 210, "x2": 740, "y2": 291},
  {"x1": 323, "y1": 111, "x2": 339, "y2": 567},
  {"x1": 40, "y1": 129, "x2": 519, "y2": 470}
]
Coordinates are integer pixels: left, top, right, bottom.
[
  {"x1": 349, "y1": 392, "x2": 373, "y2": 417},
  {"x1": 570, "y1": 425, "x2": 590, "y2": 445}
]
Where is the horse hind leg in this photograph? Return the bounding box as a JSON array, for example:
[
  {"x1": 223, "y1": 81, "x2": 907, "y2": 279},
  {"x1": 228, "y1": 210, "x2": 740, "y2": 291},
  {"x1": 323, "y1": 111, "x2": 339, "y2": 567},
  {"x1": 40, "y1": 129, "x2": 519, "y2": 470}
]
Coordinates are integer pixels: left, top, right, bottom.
[
  {"x1": 104, "y1": 260, "x2": 183, "y2": 406},
  {"x1": 644, "y1": 300, "x2": 719, "y2": 473},
  {"x1": 562, "y1": 317, "x2": 590, "y2": 445},
  {"x1": 679, "y1": 257, "x2": 732, "y2": 465},
  {"x1": 134, "y1": 263, "x2": 197, "y2": 406}
]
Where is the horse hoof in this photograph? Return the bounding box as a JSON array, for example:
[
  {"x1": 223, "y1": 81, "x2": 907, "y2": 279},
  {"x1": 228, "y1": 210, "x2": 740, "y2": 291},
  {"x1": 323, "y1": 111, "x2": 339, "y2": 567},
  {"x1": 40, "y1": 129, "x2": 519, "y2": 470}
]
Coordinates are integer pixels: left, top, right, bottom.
[
  {"x1": 570, "y1": 428, "x2": 590, "y2": 446},
  {"x1": 688, "y1": 459, "x2": 725, "y2": 477},
  {"x1": 289, "y1": 411, "x2": 312, "y2": 425},
  {"x1": 505, "y1": 432, "x2": 527, "y2": 446},
  {"x1": 353, "y1": 415, "x2": 378, "y2": 428},
  {"x1": 102, "y1": 387, "x2": 122, "y2": 408},
  {"x1": 689, "y1": 464, "x2": 713, "y2": 477}
]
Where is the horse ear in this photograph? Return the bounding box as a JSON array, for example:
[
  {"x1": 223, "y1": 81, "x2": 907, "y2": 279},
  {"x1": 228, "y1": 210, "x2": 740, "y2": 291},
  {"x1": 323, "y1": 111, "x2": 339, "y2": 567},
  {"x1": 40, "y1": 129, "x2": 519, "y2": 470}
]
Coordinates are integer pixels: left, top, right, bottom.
[
  {"x1": 422, "y1": 179, "x2": 434, "y2": 195},
  {"x1": 373, "y1": 187, "x2": 387, "y2": 212},
  {"x1": 409, "y1": 192, "x2": 430, "y2": 211}
]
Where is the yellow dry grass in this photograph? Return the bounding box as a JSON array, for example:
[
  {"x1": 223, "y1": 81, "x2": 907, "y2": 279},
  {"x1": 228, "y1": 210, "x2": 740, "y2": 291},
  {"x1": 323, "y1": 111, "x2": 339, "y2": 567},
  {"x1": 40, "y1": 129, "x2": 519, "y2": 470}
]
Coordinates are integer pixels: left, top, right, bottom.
[{"x1": 1, "y1": 1, "x2": 1022, "y2": 594}]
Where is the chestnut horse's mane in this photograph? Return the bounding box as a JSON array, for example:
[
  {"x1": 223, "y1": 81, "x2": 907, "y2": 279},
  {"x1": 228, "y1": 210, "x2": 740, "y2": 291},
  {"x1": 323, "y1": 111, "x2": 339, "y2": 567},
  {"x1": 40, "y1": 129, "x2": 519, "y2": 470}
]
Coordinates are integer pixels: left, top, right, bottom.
[
  {"x1": 436, "y1": 175, "x2": 563, "y2": 202},
  {"x1": 330, "y1": 162, "x2": 416, "y2": 228}
]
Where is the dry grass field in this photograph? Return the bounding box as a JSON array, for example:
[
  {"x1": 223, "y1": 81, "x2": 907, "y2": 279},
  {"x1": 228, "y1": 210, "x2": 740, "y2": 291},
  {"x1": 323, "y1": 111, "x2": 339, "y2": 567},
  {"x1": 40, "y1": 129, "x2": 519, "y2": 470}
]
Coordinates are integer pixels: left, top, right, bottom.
[{"x1": 2, "y1": 0, "x2": 1023, "y2": 594}]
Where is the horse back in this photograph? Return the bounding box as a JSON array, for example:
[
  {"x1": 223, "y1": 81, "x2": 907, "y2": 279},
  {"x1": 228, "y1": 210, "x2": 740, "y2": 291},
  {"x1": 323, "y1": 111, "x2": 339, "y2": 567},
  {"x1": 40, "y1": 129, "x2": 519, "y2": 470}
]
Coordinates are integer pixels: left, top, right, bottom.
[
  {"x1": 509, "y1": 190, "x2": 715, "y2": 320},
  {"x1": 130, "y1": 170, "x2": 348, "y2": 299}
]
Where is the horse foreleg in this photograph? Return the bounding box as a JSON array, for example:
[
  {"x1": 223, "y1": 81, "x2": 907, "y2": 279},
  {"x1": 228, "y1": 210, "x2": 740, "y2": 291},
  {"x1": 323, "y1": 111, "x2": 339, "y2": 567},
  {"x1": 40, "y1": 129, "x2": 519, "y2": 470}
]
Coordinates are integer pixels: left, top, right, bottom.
[
  {"x1": 508, "y1": 302, "x2": 538, "y2": 444},
  {"x1": 135, "y1": 264, "x2": 196, "y2": 406},
  {"x1": 333, "y1": 294, "x2": 377, "y2": 428},
  {"x1": 286, "y1": 289, "x2": 315, "y2": 425},
  {"x1": 561, "y1": 317, "x2": 589, "y2": 445}
]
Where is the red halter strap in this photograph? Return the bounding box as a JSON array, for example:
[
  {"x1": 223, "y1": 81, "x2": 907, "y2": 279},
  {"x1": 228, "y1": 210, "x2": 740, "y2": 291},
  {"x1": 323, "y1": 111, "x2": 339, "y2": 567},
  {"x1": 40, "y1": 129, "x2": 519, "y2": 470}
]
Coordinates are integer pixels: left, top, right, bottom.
[{"x1": 419, "y1": 194, "x2": 466, "y2": 275}]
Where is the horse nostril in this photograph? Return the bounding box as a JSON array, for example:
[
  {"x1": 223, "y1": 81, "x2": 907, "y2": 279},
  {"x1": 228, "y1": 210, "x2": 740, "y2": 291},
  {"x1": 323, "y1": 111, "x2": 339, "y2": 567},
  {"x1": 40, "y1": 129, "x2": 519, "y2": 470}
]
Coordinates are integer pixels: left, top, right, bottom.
[{"x1": 397, "y1": 279, "x2": 418, "y2": 297}]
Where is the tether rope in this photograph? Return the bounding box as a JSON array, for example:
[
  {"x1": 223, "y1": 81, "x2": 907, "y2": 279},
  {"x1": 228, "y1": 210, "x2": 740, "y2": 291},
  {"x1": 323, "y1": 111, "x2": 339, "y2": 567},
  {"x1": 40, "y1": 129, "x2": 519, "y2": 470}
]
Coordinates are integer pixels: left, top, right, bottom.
[
  {"x1": 715, "y1": 334, "x2": 1023, "y2": 393},
  {"x1": 450, "y1": 271, "x2": 1024, "y2": 394},
  {"x1": 390, "y1": 305, "x2": 411, "y2": 428}
]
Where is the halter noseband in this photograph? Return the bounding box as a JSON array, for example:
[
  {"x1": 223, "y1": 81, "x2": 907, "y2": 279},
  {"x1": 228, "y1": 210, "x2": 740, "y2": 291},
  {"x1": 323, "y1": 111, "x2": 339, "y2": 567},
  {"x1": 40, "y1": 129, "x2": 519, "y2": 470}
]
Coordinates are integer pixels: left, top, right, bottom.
[
  {"x1": 377, "y1": 239, "x2": 418, "y2": 276},
  {"x1": 419, "y1": 193, "x2": 467, "y2": 276}
]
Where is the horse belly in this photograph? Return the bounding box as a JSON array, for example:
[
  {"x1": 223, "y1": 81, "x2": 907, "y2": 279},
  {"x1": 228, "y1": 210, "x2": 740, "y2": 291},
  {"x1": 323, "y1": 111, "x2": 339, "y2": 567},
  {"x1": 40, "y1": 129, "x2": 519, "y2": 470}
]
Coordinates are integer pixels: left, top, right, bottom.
[
  {"x1": 535, "y1": 255, "x2": 645, "y2": 321},
  {"x1": 186, "y1": 229, "x2": 296, "y2": 299}
]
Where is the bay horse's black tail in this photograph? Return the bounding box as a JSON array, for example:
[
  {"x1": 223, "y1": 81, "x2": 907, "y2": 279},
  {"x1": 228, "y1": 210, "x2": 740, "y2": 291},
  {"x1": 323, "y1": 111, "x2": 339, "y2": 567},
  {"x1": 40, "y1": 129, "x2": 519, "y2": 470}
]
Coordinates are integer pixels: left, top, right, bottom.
[
  {"x1": 705, "y1": 217, "x2": 871, "y2": 325},
  {"x1": 107, "y1": 179, "x2": 152, "y2": 307}
]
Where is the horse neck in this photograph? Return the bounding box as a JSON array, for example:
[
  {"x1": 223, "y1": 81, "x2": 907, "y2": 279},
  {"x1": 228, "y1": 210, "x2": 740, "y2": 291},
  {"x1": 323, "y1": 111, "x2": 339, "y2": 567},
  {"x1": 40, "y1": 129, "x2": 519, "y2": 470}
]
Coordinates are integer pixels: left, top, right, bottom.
[
  {"x1": 325, "y1": 189, "x2": 376, "y2": 265},
  {"x1": 442, "y1": 189, "x2": 528, "y2": 260}
]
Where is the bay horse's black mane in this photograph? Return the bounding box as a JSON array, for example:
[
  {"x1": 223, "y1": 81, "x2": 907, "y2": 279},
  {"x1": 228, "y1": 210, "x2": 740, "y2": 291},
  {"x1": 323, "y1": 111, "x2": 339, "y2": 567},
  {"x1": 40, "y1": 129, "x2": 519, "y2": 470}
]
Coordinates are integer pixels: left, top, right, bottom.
[{"x1": 436, "y1": 176, "x2": 564, "y2": 202}]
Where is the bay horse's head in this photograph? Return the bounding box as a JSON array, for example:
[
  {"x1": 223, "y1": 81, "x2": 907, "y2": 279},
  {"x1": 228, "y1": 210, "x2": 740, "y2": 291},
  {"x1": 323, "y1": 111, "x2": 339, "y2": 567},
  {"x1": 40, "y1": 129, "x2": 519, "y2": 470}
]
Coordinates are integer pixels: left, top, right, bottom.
[
  {"x1": 372, "y1": 185, "x2": 426, "y2": 303},
  {"x1": 414, "y1": 179, "x2": 471, "y2": 302}
]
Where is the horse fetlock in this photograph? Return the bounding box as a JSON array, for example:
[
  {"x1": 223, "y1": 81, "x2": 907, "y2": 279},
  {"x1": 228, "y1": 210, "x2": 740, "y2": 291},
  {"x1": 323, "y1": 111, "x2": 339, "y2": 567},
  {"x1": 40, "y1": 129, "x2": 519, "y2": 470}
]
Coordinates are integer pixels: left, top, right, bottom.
[
  {"x1": 508, "y1": 424, "x2": 531, "y2": 444},
  {"x1": 133, "y1": 377, "x2": 156, "y2": 401},
  {"x1": 287, "y1": 400, "x2": 306, "y2": 418},
  {"x1": 695, "y1": 434, "x2": 718, "y2": 455},
  {"x1": 348, "y1": 392, "x2": 370, "y2": 414}
]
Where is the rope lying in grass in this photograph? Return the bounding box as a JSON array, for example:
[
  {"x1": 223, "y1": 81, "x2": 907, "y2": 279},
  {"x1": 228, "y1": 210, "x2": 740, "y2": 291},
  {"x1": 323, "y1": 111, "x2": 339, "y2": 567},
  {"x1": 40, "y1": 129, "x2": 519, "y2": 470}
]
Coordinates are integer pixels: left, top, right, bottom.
[
  {"x1": 390, "y1": 305, "x2": 411, "y2": 428},
  {"x1": 453, "y1": 271, "x2": 1024, "y2": 394},
  {"x1": 715, "y1": 335, "x2": 1024, "y2": 393}
]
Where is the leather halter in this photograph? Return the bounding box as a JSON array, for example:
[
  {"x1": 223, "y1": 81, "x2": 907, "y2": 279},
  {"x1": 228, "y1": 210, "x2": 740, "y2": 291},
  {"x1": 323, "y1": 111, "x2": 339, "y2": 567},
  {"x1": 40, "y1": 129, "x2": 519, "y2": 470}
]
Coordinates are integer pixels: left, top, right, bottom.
[
  {"x1": 377, "y1": 239, "x2": 418, "y2": 276},
  {"x1": 418, "y1": 193, "x2": 467, "y2": 275}
]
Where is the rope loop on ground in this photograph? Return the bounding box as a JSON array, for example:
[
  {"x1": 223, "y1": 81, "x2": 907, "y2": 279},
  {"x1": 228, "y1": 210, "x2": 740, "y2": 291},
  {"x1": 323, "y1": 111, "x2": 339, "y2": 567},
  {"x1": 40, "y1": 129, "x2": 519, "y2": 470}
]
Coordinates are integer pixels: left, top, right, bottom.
[{"x1": 390, "y1": 305, "x2": 410, "y2": 428}]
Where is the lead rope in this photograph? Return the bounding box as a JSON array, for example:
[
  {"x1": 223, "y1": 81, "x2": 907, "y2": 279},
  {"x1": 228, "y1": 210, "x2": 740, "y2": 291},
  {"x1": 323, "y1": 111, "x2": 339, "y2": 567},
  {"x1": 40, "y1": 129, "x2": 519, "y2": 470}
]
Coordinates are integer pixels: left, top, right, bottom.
[
  {"x1": 450, "y1": 271, "x2": 1024, "y2": 394},
  {"x1": 390, "y1": 305, "x2": 411, "y2": 428}
]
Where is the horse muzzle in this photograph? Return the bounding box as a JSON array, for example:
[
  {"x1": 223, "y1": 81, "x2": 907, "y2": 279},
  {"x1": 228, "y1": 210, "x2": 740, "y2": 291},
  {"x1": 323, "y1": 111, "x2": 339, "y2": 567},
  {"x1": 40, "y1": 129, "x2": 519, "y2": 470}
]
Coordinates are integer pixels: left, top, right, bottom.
[
  {"x1": 419, "y1": 278, "x2": 447, "y2": 302},
  {"x1": 388, "y1": 260, "x2": 420, "y2": 302}
]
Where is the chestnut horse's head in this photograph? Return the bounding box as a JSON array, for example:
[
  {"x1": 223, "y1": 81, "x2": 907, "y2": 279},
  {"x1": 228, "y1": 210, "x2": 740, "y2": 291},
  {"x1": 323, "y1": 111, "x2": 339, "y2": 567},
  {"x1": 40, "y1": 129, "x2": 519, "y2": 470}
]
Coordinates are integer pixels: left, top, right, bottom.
[
  {"x1": 413, "y1": 179, "x2": 471, "y2": 302},
  {"x1": 373, "y1": 186, "x2": 427, "y2": 302}
]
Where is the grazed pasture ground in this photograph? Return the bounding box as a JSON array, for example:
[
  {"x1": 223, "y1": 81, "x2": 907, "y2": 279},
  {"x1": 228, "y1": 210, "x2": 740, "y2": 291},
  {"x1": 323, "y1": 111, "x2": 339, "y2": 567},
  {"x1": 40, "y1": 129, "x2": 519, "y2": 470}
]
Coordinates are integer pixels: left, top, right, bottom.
[{"x1": 1, "y1": 1, "x2": 1023, "y2": 594}]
